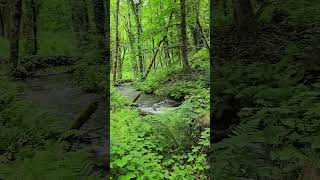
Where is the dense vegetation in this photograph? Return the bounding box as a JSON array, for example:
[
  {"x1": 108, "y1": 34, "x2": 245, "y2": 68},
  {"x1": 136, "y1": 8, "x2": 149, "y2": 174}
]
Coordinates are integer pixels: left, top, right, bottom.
[
  {"x1": 109, "y1": 0, "x2": 210, "y2": 178},
  {"x1": 211, "y1": 0, "x2": 320, "y2": 179},
  {"x1": 0, "y1": 0, "x2": 109, "y2": 179},
  {"x1": 1, "y1": 0, "x2": 319, "y2": 179},
  {"x1": 1, "y1": 0, "x2": 210, "y2": 179}
]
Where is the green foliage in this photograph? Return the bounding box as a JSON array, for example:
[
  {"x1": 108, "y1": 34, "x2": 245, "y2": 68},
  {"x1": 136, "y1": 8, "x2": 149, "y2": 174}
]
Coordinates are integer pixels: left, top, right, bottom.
[
  {"x1": 0, "y1": 37, "x2": 9, "y2": 57},
  {"x1": 0, "y1": 143, "x2": 103, "y2": 180},
  {"x1": 134, "y1": 67, "x2": 178, "y2": 93},
  {"x1": 0, "y1": 72, "x2": 103, "y2": 179},
  {"x1": 73, "y1": 61, "x2": 107, "y2": 93},
  {"x1": 110, "y1": 82, "x2": 210, "y2": 179},
  {"x1": 135, "y1": 66, "x2": 209, "y2": 102},
  {"x1": 212, "y1": 58, "x2": 320, "y2": 179}
]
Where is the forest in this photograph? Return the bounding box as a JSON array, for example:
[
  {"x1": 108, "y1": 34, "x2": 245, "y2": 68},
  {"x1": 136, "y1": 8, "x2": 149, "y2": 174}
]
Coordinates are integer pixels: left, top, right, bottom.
[
  {"x1": 0, "y1": 0, "x2": 319, "y2": 179},
  {"x1": 0, "y1": 0, "x2": 110, "y2": 179},
  {"x1": 211, "y1": 0, "x2": 320, "y2": 179},
  {"x1": 0, "y1": 0, "x2": 210, "y2": 179},
  {"x1": 109, "y1": 0, "x2": 209, "y2": 178}
]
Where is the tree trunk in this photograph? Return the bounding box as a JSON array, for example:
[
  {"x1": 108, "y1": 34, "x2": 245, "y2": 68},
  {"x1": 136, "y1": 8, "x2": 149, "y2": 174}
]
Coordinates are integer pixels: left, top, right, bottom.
[
  {"x1": 196, "y1": 17, "x2": 209, "y2": 51},
  {"x1": 2, "y1": 5, "x2": 10, "y2": 39},
  {"x1": 233, "y1": 0, "x2": 256, "y2": 39},
  {"x1": 125, "y1": 4, "x2": 138, "y2": 75},
  {"x1": 31, "y1": 0, "x2": 37, "y2": 55},
  {"x1": 179, "y1": 0, "x2": 190, "y2": 71},
  {"x1": 91, "y1": 0, "x2": 110, "y2": 172},
  {"x1": 143, "y1": 36, "x2": 167, "y2": 79},
  {"x1": 9, "y1": 0, "x2": 22, "y2": 70},
  {"x1": 92, "y1": 0, "x2": 108, "y2": 64},
  {"x1": 0, "y1": 8, "x2": 4, "y2": 37},
  {"x1": 118, "y1": 46, "x2": 126, "y2": 80},
  {"x1": 190, "y1": 0, "x2": 204, "y2": 52},
  {"x1": 130, "y1": 1, "x2": 144, "y2": 77},
  {"x1": 22, "y1": 0, "x2": 38, "y2": 55},
  {"x1": 113, "y1": 0, "x2": 120, "y2": 82}
]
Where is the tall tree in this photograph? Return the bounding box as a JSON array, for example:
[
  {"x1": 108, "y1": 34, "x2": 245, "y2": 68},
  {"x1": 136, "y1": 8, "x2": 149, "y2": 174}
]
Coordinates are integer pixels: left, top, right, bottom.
[
  {"x1": 0, "y1": 0, "x2": 11, "y2": 39},
  {"x1": 92, "y1": 0, "x2": 108, "y2": 64},
  {"x1": 22, "y1": 0, "x2": 38, "y2": 55},
  {"x1": 233, "y1": 0, "x2": 256, "y2": 39},
  {"x1": 129, "y1": 0, "x2": 144, "y2": 76},
  {"x1": 0, "y1": 7, "x2": 4, "y2": 37},
  {"x1": 92, "y1": 0, "x2": 110, "y2": 171},
  {"x1": 190, "y1": 0, "x2": 204, "y2": 51},
  {"x1": 179, "y1": 0, "x2": 190, "y2": 71},
  {"x1": 113, "y1": 0, "x2": 120, "y2": 82},
  {"x1": 123, "y1": 4, "x2": 138, "y2": 75},
  {"x1": 9, "y1": 0, "x2": 22, "y2": 70}
]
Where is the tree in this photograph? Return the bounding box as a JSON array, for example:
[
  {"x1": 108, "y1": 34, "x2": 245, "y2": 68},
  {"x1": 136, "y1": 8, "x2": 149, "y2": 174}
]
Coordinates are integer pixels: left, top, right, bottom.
[
  {"x1": 129, "y1": 0, "x2": 144, "y2": 76},
  {"x1": 124, "y1": 3, "x2": 138, "y2": 75},
  {"x1": 113, "y1": 0, "x2": 120, "y2": 82},
  {"x1": 9, "y1": 0, "x2": 23, "y2": 70},
  {"x1": 22, "y1": 0, "x2": 38, "y2": 55},
  {"x1": 92, "y1": 0, "x2": 108, "y2": 64},
  {"x1": 0, "y1": 7, "x2": 4, "y2": 37},
  {"x1": 179, "y1": 0, "x2": 190, "y2": 71},
  {"x1": 92, "y1": 0, "x2": 110, "y2": 171}
]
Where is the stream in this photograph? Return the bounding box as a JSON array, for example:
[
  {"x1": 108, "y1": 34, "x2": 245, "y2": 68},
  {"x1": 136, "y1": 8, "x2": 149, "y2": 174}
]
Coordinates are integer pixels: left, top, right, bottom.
[
  {"x1": 116, "y1": 83, "x2": 180, "y2": 114},
  {"x1": 17, "y1": 71, "x2": 108, "y2": 166},
  {"x1": 16, "y1": 70, "x2": 179, "y2": 174}
]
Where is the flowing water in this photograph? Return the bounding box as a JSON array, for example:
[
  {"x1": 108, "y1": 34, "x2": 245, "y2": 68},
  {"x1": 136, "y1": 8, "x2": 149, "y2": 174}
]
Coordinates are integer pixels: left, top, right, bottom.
[{"x1": 116, "y1": 83, "x2": 180, "y2": 114}]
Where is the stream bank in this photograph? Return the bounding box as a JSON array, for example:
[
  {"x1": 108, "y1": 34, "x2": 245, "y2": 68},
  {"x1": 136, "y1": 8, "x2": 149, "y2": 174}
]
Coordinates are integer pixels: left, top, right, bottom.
[
  {"x1": 17, "y1": 69, "x2": 108, "y2": 171},
  {"x1": 116, "y1": 83, "x2": 180, "y2": 114}
]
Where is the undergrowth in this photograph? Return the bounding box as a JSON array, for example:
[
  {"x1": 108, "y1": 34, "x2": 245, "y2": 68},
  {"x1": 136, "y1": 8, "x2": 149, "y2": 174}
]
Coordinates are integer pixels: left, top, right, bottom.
[
  {"x1": 111, "y1": 61, "x2": 210, "y2": 179},
  {"x1": 211, "y1": 57, "x2": 320, "y2": 179},
  {"x1": 0, "y1": 71, "x2": 104, "y2": 179}
]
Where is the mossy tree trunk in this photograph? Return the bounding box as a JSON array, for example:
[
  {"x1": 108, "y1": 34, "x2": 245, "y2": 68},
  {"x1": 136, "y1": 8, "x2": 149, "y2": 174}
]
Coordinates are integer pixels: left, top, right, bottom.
[
  {"x1": 179, "y1": 0, "x2": 190, "y2": 72},
  {"x1": 22, "y1": 0, "x2": 38, "y2": 55},
  {"x1": 9, "y1": 0, "x2": 22, "y2": 70},
  {"x1": 0, "y1": 7, "x2": 4, "y2": 37},
  {"x1": 113, "y1": 0, "x2": 120, "y2": 82},
  {"x1": 130, "y1": 0, "x2": 144, "y2": 77}
]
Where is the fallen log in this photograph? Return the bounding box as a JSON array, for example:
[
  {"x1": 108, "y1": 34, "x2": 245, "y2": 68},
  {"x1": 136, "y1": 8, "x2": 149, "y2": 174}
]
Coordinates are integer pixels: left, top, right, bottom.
[
  {"x1": 69, "y1": 100, "x2": 99, "y2": 130},
  {"x1": 132, "y1": 92, "x2": 142, "y2": 103}
]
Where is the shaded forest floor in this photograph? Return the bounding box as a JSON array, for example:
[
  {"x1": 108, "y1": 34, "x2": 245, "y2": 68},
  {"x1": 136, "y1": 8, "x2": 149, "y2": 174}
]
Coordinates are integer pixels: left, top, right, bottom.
[
  {"x1": 211, "y1": 12, "x2": 320, "y2": 179},
  {"x1": 0, "y1": 61, "x2": 108, "y2": 179}
]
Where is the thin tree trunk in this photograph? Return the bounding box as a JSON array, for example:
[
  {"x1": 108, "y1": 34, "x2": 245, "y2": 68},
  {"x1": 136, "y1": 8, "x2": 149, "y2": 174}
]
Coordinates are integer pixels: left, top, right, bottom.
[
  {"x1": 92, "y1": 0, "x2": 108, "y2": 64},
  {"x1": 143, "y1": 6, "x2": 175, "y2": 79},
  {"x1": 130, "y1": 1, "x2": 144, "y2": 76},
  {"x1": 0, "y1": 8, "x2": 4, "y2": 37},
  {"x1": 179, "y1": 0, "x2": 190, "y2": 71},
  {"x1": 31, "y1": 0, "x2": 37, "y2": 55},
  {"x1": 143, "y1": 36, "x2": 166, "y2": 79},
  {"x1": 196, "y1": 17, "x2": 209, "y2": 51},
  {"x1": 124, "y1": 4, "x2": 138, "y2": 75},
  {"x1": 113, "y1": 0, "x2": 120, "y2": 82},
  {"x1": 9, "y1": 0, "x2": 22, "y2": 70},
  {"x1": 118, "y1": 46, "x2": 126, "y2": 80},
  {"x1": 2, "y1": 6, "x2": 10, "y2": 39}
]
